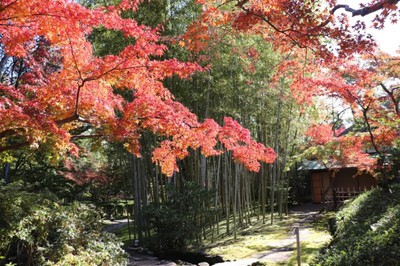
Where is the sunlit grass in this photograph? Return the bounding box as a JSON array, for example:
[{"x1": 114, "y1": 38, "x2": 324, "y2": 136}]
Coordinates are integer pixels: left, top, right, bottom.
[
  {"x1": 284, "y1": 213, "x2": 333, "y2": 266},
  {"x1": 111, "y1": 223, "x2": 136, "y2": 248},
  {"x1": 203, "y1": 211, "x2": 332, "y2": 265},
  {"x1": 102, "y1": 217, "x2": 136, "y2": 248},
  {"x1": 285, "y1": 230, "x2": 331, "y2": 265},
  {"x1": 203, "y1": 215, "x2": 294, "y2": 259}
]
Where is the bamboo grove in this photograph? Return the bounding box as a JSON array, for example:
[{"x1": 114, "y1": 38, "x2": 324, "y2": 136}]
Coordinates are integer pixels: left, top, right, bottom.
[{"x1": 98, "y1": 0, "x2": 314, "y2": 245}]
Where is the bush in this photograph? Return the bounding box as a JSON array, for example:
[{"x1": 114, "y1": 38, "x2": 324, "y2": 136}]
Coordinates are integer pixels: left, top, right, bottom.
[
  {"x1": 0, "y1": 182, "x2": 127, "y2": 265},
  {"x1": 143, "y1": 182, "x2": 216, "y2": 250},
  {"x1": 314, "y1": 183, "x2": 400, "y2": 266}
]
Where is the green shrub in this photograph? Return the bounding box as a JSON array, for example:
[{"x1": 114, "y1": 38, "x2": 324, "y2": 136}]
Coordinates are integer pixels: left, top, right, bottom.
[
  {"x1": 0, "y1": 182, "x2": 127, "y2": 265},
  {"x1": 314, "y1": 183, "x2": 400, "y2": 266},
  {"x1": 143, "y1": 182, "x2": 216, "y2": 250}
]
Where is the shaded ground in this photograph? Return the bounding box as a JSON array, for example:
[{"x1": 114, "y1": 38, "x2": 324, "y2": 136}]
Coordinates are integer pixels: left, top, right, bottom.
[{"x1": 124, "y1": 247, "x2": 260, "y2": 266}]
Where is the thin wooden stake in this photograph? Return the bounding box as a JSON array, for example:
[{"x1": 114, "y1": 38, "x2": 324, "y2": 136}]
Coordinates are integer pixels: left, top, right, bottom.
[{"x1": 295, "y1": 226, "x2": 301, "y2": 266}]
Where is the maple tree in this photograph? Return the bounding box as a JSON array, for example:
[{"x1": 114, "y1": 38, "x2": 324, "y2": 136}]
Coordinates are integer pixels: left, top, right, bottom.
[
  {"x1": 302, "y1": 51, "x2": 400, "y2": 181},
  {"x1": 181, "y1": 0, "x2": 398, "y2": 112},
  {"x1": 185, "y1": 0, "x2": 399, "y2": 57},
  {"x1": 1, "y1": 0, "x2": 398, "y2": 178},
  {"x1": 0, "y1": 0, "x2": 277, "y2": 176},
  {"x1": 181, "y1": 0, "x2": 400, "y2": 179}
]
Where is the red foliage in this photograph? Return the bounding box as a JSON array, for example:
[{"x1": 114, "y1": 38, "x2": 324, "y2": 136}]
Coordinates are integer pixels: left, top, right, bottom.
[
  {"x1": 59, "y1": 159, "x2": 113, "y2": 186},
  {"x1": 0, "y1": 0, "x2": 276, "y2": 176},
  {"x1": 183, "y1": 0, "x2": 395, "y2": 59},
  {"x1": 303, "y1": 52, "x2": 400, "y2": 174},
  {"x1": 305, "y1": 124, "x2": 334, "y2": 145}
]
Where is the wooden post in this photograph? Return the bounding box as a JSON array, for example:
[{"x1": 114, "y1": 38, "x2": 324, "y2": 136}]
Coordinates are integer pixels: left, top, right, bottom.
[
  {"x1": 295, "y1": 226, "x2": 301, "y2": 266},
  {"x1": 333, "y1": 188, "x2": 337, "y2": 210}
]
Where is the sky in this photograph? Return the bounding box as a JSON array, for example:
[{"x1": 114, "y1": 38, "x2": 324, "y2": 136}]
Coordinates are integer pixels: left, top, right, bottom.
[
  {"x1": 325, "y1": 1, "x2": 400, "y2": 126},
  {"x1": 339, "y1": 0, "x2": 400, "y2": 54},
  {"x1": 369, "y1": 24, "x2": 400, "y2": 54}
]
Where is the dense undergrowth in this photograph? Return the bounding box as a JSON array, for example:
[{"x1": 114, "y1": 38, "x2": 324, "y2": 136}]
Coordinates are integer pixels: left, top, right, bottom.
[
  {"x1": 314, "y1": 183, "x2": 400, "y2": 266},
  {"x1": 0, "y1": 182, "x2": 127, "y2": 266}
]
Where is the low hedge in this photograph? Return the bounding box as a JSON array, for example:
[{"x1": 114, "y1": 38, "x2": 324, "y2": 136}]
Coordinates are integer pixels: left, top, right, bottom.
[{"x1": 314, "y1": 183, "x2": 400, "y2": 266}]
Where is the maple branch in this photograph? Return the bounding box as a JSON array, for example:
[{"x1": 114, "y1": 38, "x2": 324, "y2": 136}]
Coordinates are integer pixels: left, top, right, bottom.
[
  {"x1": 55, "y1": 114, "x2": 80, "y2": 126},
  {"x1": 82, "y1": 60, "x2": 129, "y2": 83},
  {"x1": 65, "y1": 33, "x2": 84, "y2": 117},
  {"x1": 332, "y1": 0, "x2": 400, "y2": 17},
  {"x1": 0, "y1": 141, "x2": 30, "y2": 153},
  {"x1": 361, "y1": 100, "x2": 382, "y2": 158},
  {"x1": 0, "y1": 11, "x2": 69, "y2": 22},
  {"x1": 0, "y1": 128, "x2": 21, "y2": 140},
  {"x1": 0, "y1": 129, "x2": 102, "y2": 154},
  {"x1": 240, "y1": 7, "x2": 321, "y2": 52},
  {"x1": 0, "y1": 0, "x2": 18, "y2": 13},
  {"x1": 360, "y1": 102, "x2": 390, "y2": 189},
  {"x1": 380, "y1": 82, "x2": 400, "y2": 115},
  {"x1": 243, "y1": 10, "x2": 306, "y2": 49},
  {"x1": 0, "y1": 120, "x2": 98, "y2": 153},
  {"x1": 344, "y1": 87, "x2": 361, "y2": 104},
  {"x1": 0, "y1": 115, "x2": 82, "y2": 142},
  {"x1": 75, "y1": 82, "x2": 83, "y2": 115},
  {"x1": 71, "y1": 134, "x2": 103, "y2": 140}
]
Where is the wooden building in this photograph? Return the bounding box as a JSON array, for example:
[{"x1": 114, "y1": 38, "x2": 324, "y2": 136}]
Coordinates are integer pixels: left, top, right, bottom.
[{"x1": 299, "y1": 161, "x2": 377, "y2": 204}]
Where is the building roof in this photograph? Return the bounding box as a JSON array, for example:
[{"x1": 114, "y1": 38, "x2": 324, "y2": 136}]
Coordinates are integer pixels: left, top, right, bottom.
[
  {"x1": 298, "y1": 160, "x2": 357, "y2": 171},
  {"x1": 297, "y1": 160, "x2": 327, "y2": 171}
]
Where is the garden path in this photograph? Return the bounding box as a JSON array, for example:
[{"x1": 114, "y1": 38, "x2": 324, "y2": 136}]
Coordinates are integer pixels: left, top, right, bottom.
[
  {"x1": 106, "y1": 203, "x2": 324, "y2": 265},
  {"x1": 249, "y1": 203, "x2": 323, "y2": 264}
]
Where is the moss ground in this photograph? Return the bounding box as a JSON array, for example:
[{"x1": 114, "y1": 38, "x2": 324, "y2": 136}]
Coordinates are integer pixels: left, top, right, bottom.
[{"x1": 202, "y1": 210, "x2": 332, "y2": 265}]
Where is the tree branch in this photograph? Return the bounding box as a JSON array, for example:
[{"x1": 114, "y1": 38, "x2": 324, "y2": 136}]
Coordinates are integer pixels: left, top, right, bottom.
[
  {"x1": 55, "y1": 114, "x2": 80, "y2": 126},
  {"x1": 71, "y1": 134, "x2": 103, "y2": 140},
  {"x1": 332, "y1": 0, "x2": 400, "y2": 17},
  {"x1": 380, "y1": 82, "x2": 399, "y2": 115},
  {"x1": 362, "y1": 101, "x2": 381, "y2": 158},
  {"x1": 0, "y1": 0, "x2": 18, "y2": 13},
  {"x1": 0, "y1": 141, "x2": 30, "y2": 153},
  {"x1": 240, "y1": 7, "x2": 309, "y2": 49},
  {"x1": 0, "y1": 114, "x2": 81, "y2": 141},
  {"x1": 0, "y1": 128, "x2": 21, "y2": 140}
]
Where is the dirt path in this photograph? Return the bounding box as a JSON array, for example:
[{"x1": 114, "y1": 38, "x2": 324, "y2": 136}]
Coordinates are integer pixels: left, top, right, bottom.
[
  {"x1": 250, "y1": 203, "x2": 324, "y2": 264},
  {"x1": 102, "y1": 218, "x2": 130, "y2": 232}
]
